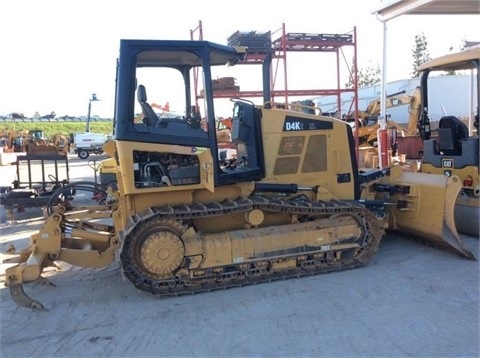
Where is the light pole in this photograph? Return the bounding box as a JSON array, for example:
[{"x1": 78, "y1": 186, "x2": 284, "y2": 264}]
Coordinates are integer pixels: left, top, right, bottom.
[{"x1": 86, "y1": 93, "x2": 99, "y2": 133}]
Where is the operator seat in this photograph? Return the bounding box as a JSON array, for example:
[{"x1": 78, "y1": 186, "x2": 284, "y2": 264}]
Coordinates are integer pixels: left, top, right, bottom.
[
  {"x1": 137, "y1": 85, "x2": 159, "y2": 126},
  {"x1": 437, "y1": 115, "x2": 469, "y2": 156}
]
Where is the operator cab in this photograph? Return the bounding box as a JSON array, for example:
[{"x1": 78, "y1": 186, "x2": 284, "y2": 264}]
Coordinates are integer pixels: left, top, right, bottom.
[
  {"x1": 113, "y1": 40, "x2": 264, "y2": 187},
  {"x1": 418, "y1": 48, "x2": 479, "y2": 172}
]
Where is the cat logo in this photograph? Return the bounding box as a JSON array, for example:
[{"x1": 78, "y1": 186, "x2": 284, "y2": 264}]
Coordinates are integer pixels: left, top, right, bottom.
[
  {"x1": 285, "y1": 121, "x2": 302, "y2": 131},
  {"x1": 442, "y1": 158, "x2": 454, "y2": 168}
]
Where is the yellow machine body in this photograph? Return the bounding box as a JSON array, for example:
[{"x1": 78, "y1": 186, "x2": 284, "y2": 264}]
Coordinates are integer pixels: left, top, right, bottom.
[{"x1": 3, "y1": 39, "x2": 474, "y2": 310}]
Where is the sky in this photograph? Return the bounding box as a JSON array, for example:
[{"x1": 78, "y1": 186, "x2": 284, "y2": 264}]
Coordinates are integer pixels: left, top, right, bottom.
[{"x1": 1, "y1": 0, "x2": 479, "y2": 118}]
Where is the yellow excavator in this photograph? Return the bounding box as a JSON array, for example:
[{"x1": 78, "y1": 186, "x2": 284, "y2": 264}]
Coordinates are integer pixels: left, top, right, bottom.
[
  {"x1": 344, "y1": 88, "x2": 421, "y2": 147},
  {"x1": 2, "y1": 39, "x2": 475, "y2": 310}
]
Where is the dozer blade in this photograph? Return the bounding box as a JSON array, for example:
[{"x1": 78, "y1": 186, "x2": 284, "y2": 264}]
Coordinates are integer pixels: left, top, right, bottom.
[
  {"x1": 10, "y1": 284, "x2": 45, "y2": 310},
  {"x1": 382, "y1": 166, "x2": 476, "y2": 259}
]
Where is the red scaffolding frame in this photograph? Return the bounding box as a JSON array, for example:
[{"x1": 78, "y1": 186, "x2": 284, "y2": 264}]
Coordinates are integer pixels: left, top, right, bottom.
[{"x1": 190, "y1": 21, "x2": 360, "y2": 158}]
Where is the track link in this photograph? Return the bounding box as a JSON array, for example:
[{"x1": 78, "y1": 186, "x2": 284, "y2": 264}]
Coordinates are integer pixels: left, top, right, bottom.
[{"x1": 120, "y1": 195, "x2": 386, "y2": 297}]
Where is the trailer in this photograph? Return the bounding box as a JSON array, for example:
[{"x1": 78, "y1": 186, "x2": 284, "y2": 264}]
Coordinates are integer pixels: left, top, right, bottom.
[{"x1": 0, "y1": 154, "x2": 70, "y2": 220}]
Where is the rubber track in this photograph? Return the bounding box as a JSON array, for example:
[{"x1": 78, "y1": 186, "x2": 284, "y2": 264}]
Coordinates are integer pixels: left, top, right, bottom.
[{"x1": 120, "y1": 195, "x2": 385, "y2": 297}]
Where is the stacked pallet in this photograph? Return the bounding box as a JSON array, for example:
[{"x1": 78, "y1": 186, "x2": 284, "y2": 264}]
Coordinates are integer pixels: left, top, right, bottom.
[{"x1": 228, "y1": 31, "x2": 272, "y2": 53}]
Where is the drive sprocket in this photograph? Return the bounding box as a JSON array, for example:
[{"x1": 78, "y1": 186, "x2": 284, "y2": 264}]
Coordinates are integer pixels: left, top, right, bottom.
[{"x1": 121, "y1": 219, "x2": 186, "y2": 281}]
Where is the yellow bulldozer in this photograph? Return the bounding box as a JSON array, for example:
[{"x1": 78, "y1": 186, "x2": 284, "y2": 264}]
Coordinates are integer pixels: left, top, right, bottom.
[
  {"x1": 25, "y1": 129, "x2": 59, "y2": 156},
  {"x1": 2, "y1": 39, "x2": 475, "y2": 310},
  {"x1": 1, "y1": 128, "x2": 59, "y2": 155}
]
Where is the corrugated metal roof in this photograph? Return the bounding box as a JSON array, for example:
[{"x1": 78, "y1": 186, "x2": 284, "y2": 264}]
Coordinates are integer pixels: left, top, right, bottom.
[{"x1": 374, "y1": 0, "x2": 480, "y2": 21}]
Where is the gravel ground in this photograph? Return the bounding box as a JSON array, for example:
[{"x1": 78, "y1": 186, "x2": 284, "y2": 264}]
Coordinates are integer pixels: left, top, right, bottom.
[{"x1": 0, "y1": 227, "x2": 478, "y2": 357}]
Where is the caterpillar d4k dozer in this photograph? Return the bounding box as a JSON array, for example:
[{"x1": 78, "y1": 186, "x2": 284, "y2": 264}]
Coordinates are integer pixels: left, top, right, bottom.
[{"x1": 3, "y1": 39, "x2": 475, "y2": 310}]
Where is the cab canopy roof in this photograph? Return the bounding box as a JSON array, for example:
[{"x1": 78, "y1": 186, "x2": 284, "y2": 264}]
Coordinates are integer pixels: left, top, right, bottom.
[
  {"x1": 418, "y1": 47, "x2": 480, "y2": 72},
  {"x1": 120, "y1": 39, "x2": 247, "y2": 67}
]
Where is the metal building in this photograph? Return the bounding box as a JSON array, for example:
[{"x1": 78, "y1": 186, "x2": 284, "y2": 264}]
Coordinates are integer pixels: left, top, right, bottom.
[{"x1": 314, "y1": 73, "x2": 478, "y2": 126}]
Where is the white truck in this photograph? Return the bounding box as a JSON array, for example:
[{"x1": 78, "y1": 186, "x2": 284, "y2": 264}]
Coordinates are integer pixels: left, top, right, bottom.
[{"x1": 70, "y1": 132, "x2": 109, "y2": 159}]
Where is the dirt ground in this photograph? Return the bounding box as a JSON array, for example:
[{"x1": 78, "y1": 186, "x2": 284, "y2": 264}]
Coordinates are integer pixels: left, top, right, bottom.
[
  {"x1": 0, "y1": 222, "x2": 478, "y2": 357},
  {"x1": 0, "y1": 155, "x2": 478, "y2": 357}
]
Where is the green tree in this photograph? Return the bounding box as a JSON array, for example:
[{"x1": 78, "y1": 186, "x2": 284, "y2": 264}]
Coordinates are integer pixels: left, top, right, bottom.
[
  {"x1": 345, "y1": 61, "x2": 381, "y2": 89},
  {"x1": 443, "y1": 39, "x2": 469, "y2": 75},
  {"x1": 411, "y1": 33, "x2": 431, "y2": 78}
]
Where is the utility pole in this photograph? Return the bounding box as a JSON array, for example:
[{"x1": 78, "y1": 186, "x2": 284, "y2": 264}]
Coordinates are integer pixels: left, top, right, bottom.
[{"x1": 86, "y1": 93, "x2": 99, "y2": 133}]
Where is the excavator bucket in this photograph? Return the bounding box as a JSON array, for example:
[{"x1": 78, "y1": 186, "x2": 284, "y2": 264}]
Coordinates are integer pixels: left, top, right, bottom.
[{"x1": 379, "y1": 166, "x2": 475, "y2": 259}]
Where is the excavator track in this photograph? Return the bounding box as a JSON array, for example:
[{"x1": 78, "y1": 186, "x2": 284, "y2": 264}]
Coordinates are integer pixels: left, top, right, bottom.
[{"x1": 120, "y1": 195, "x2": 386, "y2": 297}]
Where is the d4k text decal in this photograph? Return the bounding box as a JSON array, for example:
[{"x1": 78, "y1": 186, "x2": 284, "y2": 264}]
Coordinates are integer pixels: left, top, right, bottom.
[{"x1": 282, "y1": 115, "x2": 333, "y2": 132}]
